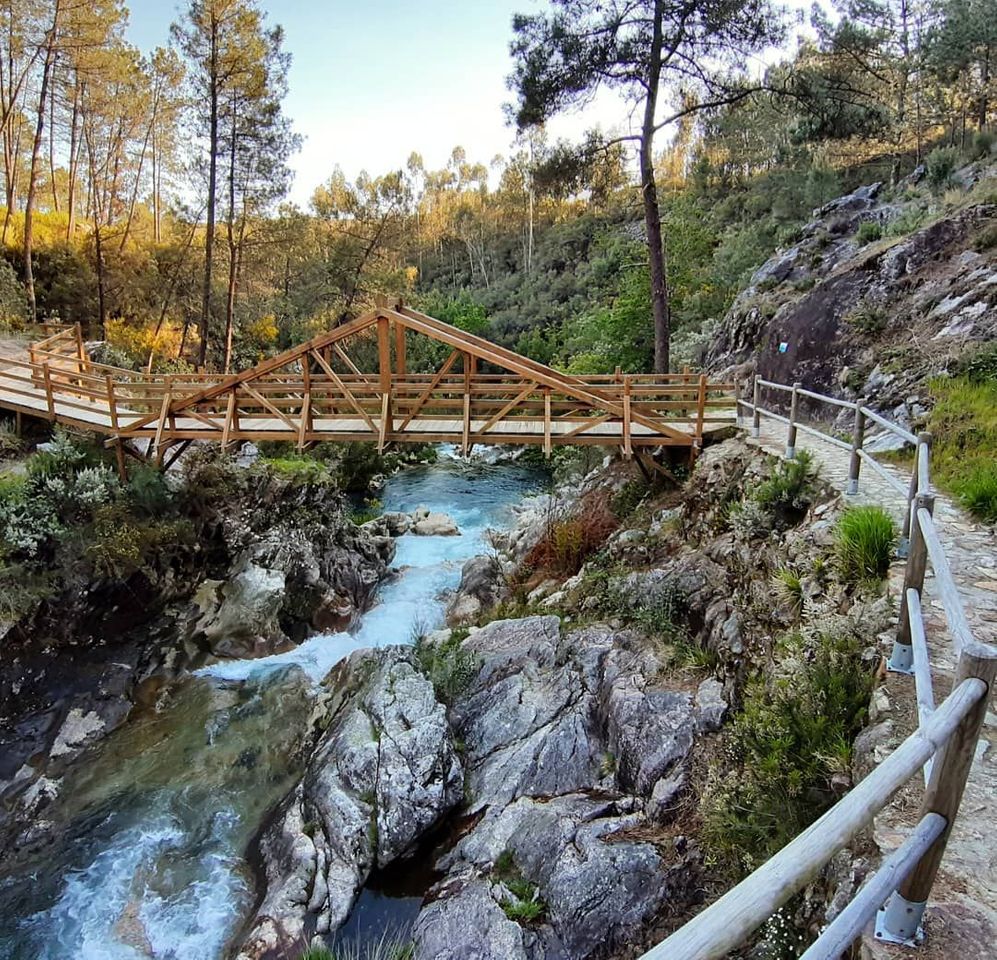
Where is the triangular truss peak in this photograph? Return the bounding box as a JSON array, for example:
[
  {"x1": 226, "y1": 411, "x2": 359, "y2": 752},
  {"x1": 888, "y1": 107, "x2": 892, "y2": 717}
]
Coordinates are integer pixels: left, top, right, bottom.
[{"x1": 0, "y1": 305, "x2": 736, "y2": 468}]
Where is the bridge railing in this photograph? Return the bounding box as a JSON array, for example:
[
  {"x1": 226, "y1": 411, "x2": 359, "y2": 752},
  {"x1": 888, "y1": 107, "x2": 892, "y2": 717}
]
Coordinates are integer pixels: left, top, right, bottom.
[
  {"x1": 637, "y1": 377, "x2": 996, "y2": 960},
  {"x1": 0, "y1": 327, "x2": 738, "y2": 451}
]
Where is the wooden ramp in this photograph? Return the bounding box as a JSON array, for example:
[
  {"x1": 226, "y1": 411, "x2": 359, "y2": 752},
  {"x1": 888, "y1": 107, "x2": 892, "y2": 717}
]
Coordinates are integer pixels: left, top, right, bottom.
[{"x1": 0, "y1": 302, "x2": 735, "y2": 464}]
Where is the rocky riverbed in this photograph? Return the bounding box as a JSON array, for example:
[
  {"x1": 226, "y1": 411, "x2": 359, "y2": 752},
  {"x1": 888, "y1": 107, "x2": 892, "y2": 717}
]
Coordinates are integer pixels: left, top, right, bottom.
[{"x1": 1, "y1": 439, "x2": 894, "y2": 959}]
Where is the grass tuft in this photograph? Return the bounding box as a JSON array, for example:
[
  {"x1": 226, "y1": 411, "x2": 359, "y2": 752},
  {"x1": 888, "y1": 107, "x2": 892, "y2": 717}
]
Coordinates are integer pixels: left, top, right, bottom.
[{"x1": 835, "y1": 506, "x2": 897, "y2": 586}]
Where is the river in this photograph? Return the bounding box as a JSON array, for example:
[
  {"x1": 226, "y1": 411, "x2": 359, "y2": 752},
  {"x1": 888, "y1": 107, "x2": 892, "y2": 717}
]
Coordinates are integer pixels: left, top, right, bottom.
[{"x1": 0, "y1": 451, "x2": 542, "y2": 960}]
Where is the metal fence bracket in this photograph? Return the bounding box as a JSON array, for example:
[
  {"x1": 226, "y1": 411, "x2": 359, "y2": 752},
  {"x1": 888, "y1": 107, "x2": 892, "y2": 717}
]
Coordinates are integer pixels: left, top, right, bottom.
[{"x1": 875, "y1": 892, "x2": 926, "y2": 946}]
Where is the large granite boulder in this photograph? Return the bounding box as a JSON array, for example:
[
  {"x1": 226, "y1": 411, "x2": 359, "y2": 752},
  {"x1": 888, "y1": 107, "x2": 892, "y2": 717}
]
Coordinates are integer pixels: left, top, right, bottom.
[{"x1": 237, "y1": 647, "x2": 463, "y2": 958}]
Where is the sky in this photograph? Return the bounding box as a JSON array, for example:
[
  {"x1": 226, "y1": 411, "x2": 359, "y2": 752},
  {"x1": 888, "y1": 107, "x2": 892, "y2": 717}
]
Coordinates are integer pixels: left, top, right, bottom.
[{"x1": 124, "y1": 1, "x2": 813, "y2": 208}]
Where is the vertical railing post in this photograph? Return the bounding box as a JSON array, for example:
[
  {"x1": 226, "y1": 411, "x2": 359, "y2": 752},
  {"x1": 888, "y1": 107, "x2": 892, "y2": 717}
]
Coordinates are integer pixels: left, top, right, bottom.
[
  {"x1": 900, "y1": 431, "x2": 932, "y2": 559},
  {"x1": 106, "y1": 374, "x2": 118, "y2": 432},
  {"x1": 877, "y1": 643, "x2": 997, "y2": 944},
  {"x1": 847, "y1": 398, "x2": 866, "y2": 495},
  {"x1": 786, "y1": 381, "x2": 801, "y2": 458},
  {"x1": 890, "y1": 491, "x2": 935, "y2": 674},
  {"x1": 622, "y1": 376, "x2": 632, "y2": 460},
  {"x1": 42, "y1": 362, "x2": 54, "y2": 420},
  {"x1": 751, "y1": 376, "x2": 761, "y2": 438}
]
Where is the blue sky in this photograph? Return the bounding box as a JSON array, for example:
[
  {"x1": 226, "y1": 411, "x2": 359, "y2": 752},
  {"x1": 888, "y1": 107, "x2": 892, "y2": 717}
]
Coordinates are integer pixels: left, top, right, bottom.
[
  {"x1": 125, "y1": 1, "x2": 813, "y2": 207},
  {"x1": 125, "y1": 1, "x2": 632, "y2": 206}
]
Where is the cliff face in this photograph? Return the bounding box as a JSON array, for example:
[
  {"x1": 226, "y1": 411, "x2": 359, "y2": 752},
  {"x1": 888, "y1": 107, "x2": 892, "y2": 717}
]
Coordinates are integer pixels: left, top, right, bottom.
[{"x1": 708, "y1": 160, "x2": 997, "y2": 420}]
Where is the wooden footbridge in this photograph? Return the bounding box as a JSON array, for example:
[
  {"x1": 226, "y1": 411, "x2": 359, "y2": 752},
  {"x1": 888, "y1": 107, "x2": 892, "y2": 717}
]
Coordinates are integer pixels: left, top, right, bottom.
[{"x1": 0, "y1": 300, "x2": 735, "y2": 469}]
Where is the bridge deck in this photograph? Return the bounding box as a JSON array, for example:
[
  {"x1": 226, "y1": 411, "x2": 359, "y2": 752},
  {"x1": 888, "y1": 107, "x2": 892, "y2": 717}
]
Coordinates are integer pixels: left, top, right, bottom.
[{"x1": 0, "y1": 305, "x2": 737, "y2": 460}]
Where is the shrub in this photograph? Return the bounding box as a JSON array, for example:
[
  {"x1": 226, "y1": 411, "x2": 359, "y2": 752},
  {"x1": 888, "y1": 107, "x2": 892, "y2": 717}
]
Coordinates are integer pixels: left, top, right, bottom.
[
  {"x1": 0, "y1": 257, "x2": 27, "y2": 331},
  {"x1": 610, "y1": 478, "x2": 648, "y2": 519},
  {"x1": 954, "y1": 343, "x2": 997, "y2": 384},
  {"x1": 952, "y1": 462, "x2": 997, "y2": 523},
  {"x1": 492, "y1": 850, "x2": 547, "y2": 925},
  {"x1": 754, "y1": 450, "x2": 819, "y2": 521},
  {"x1": 885, "y1": 206, "x2": 930, "y2": 238},
  {"x1": 972, "y1": 130, "x2": 994, "y2": 160},
  {"x1": 414, "y1": 630, "x2": 479, "y2": 705},
  {"x1": 835, "y1": 506, "x2": 897, "y2": 585},
  {"x1": 524, "y1": 494, "x2": 618, "y2": 576},
  {"x1": 772, "y1": 566, "x2": 803, "y2": 619},
  {"x1": 925, "y1": 147, "x2": 959, "y2": 193},
  {"x1": 728, "y1": 498, "x2": 773, "y2": 540},
  {"x1": 854, "y1": 220, "x2": 882, "y2": 245},
  {"x1": 702, "y1": 626, "x2": 876, "y2": 872},
  {"x1": 925, "y1": 376, "x2": 997, "y2": 522},
  {"x1": 262, "y1": 455, "x2": 332, "y2": 485},
  {"x1": 844, "y1": 303, "x2": 887, "y2": 334},
  {"x1": 972, "y1": 221, "x2": 997, "y2": 252},
  {"x1": 0, "y1": 420, "x2": 24, "y2": 459}
]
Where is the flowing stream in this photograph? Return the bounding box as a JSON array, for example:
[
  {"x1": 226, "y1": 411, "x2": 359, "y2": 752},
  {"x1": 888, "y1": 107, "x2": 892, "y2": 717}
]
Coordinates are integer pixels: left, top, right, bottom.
[{"x1": 0, "y1": 451, "x2": 542, "y2": 960}]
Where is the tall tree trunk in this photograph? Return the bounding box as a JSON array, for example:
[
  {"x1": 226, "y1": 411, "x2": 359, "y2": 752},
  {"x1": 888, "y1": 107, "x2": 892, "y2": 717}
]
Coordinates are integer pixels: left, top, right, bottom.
[
  {"x1": 643, "y1": 0, "x2": 669, "y2": 374},
  {"x1": 48, "y1": 65, "x2": 59, "y2": 211},
  {"x1": 980, "y1": 46, "x2": 990, "y2": 130},
  {"x1": 24, "y1": 2, "x2": 61, "y2": 322},
  {"x1": 223, "y1": 98, "x2": 238, "y2": 373},
  {"x1": 120, "y1": 88, "x2": 158, "y2": 252},
  {"x1": 151, "y1": 120, "x2": 160, "y2": 242},
  {"x1": 66, "y1": 76, "x2": 80, "y2": 239},
  {"x1": 199, "y1": 18, "x2": 220, "y2": 369}
]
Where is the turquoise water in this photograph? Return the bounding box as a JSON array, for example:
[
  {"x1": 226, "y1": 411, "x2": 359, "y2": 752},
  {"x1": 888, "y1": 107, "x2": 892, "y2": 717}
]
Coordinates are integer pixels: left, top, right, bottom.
[{"x1": 0, "y1": 452, "x2": 541, "y2": 960}]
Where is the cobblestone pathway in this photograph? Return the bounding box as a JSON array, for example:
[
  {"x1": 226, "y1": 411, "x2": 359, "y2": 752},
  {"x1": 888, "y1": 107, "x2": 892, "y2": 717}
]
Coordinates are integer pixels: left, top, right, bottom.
[{"x1": 748, "y1": 416, "x2": 997, "y2": 958}]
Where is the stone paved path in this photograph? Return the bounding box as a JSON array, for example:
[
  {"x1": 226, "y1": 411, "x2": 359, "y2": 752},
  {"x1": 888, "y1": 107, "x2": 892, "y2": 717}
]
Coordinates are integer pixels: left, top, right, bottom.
[{"x1": 747, "y1": 415, "x2": 997, "y2": 958}]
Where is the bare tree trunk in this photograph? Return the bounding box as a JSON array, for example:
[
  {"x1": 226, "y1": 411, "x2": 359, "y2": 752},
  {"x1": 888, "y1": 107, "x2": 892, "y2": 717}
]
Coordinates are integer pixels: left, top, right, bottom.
[
  {"x1": 643, "y1": 0, "x2": 669, "y2": 374},
  {"x1": 66, "y1": 75, "x2": 80, "y2": 239},
  {"x1": 199, "y1": 17, "x2": 220, "y2": 369},
  {"x1": 48, "y1": 64, "x2": 59, "y2": 211},
  {"x1": 119, "y1": 87, "x2": 158, "y2": 252},
  {"x1": 223, "y1": 98, "x2": 237, "y2": 373},
  {"x1": 24, "y1": 1, "x2": 61, "y2": 323}
]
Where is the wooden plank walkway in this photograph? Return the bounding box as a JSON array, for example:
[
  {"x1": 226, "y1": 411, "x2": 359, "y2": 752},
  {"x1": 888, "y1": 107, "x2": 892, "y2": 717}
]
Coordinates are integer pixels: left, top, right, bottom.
[{"x1": 0, "y1": 306, "x2": 736, "y2": 463}]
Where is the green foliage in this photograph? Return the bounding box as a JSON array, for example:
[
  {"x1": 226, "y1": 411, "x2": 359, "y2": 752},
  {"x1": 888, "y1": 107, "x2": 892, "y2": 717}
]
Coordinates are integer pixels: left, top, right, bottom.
[
  {"x1": 261, "y1": 454, "x2": 333, "y2": 485},
  {"x1": 772, "y1": 566, "x2": 803, "y2": 619},
  {"x1": 843, "y1": 302, "x2": 886, "y2": 334},
  {"x1": 610, "y1": 478, "x2": 649, "y2": 519},
  {"x1": 951, "y1": 463, "x2": 997, "y2": 523},
  {"x1": 350, "y1": 498, "x2": 383, "y2": 525},
  {"x1": 954, "y1": 343, "x2": 997, "y2": 384},
  {"x1": 753, "y1": 451, "x2": 819, "y2": 519},
  {"x1": 885, "y1": 206, "x2": 930, "y2": 238},
  {"x1": 972, "y1": 130, "x2": 994, "y2": 160},
  {"x1": 492, "y1": 849, "x2": 546, "y2": 925},
  {"x1": 0, "y1": 258, "x2": 27, "y2": 331},
  {"x1": 854, "y1": 220, "x2": 883, "y2": 245},
  {"x1": 835, "y1": 506, "x2": 897, "y2": 586},
  {"x1": 703, "y1": 627, "x2": 875, "y2": 872},
  {"x1": 926, "y1": 376, "x2": 997, "y2": 522},
  {"x1": 972, "y1": 221, "x2": 997, "y2": 251},
  {"x1": 0, "y1": 419, "x2": 24, "y2": 459},
  {"x1": 926, "y1": 147, "x2": 959, "y2": 193},
  {"x1": 414, "y1": 630, "x2": 480, "y2": 705}
]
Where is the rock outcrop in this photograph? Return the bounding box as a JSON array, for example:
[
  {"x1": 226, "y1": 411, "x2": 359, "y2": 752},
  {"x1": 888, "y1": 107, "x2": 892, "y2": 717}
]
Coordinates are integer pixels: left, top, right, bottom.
[
  {"x1": 707, "y1": 162, "x2": 997, "y2": 417},
  {"x1": 407, "y1": 616, "x2": 704, "y2": 960},
  {"x1": 237, "y1": 647, "x2": 463, "y2": 958}
]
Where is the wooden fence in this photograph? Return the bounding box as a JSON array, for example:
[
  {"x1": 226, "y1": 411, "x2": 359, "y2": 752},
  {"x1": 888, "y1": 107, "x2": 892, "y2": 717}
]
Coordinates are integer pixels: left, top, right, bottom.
[
  {"x1": 0, "y1": 319, "x2": 737, "y2": 460},
  {"x1": 638, "y1": 378, "x2": 996, "y2": 959}
]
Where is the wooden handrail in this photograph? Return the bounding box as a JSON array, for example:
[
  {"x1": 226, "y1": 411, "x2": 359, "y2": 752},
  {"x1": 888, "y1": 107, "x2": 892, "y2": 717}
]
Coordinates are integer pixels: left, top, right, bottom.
[{"x1": 663, "y1": 374, "x2": 997, "y2": 958}]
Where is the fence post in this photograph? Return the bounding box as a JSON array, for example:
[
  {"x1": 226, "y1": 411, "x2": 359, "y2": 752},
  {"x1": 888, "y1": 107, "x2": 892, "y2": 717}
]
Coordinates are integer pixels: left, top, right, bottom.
[
  {"x1": 877, "y1": 643, "x2": 997, "y2": 944},
  {"x1": 786, "y1": 381, "x2": 801, "y2": 458},
  {"x1": 889, "y1": 491, "x2": 935, "y2": 674},
  {"x1": 847, "y1": 399, "x2": 866, "y2": 495},
  {"x1": 42, "y1": 362, "x2": 54, "y2": 420},
  {"x1": 751, "y1": 376, "x2": 761, "y2": 438},
  {"x1": 899, "y1": 431, "x2": 932, "y2": 559}
]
